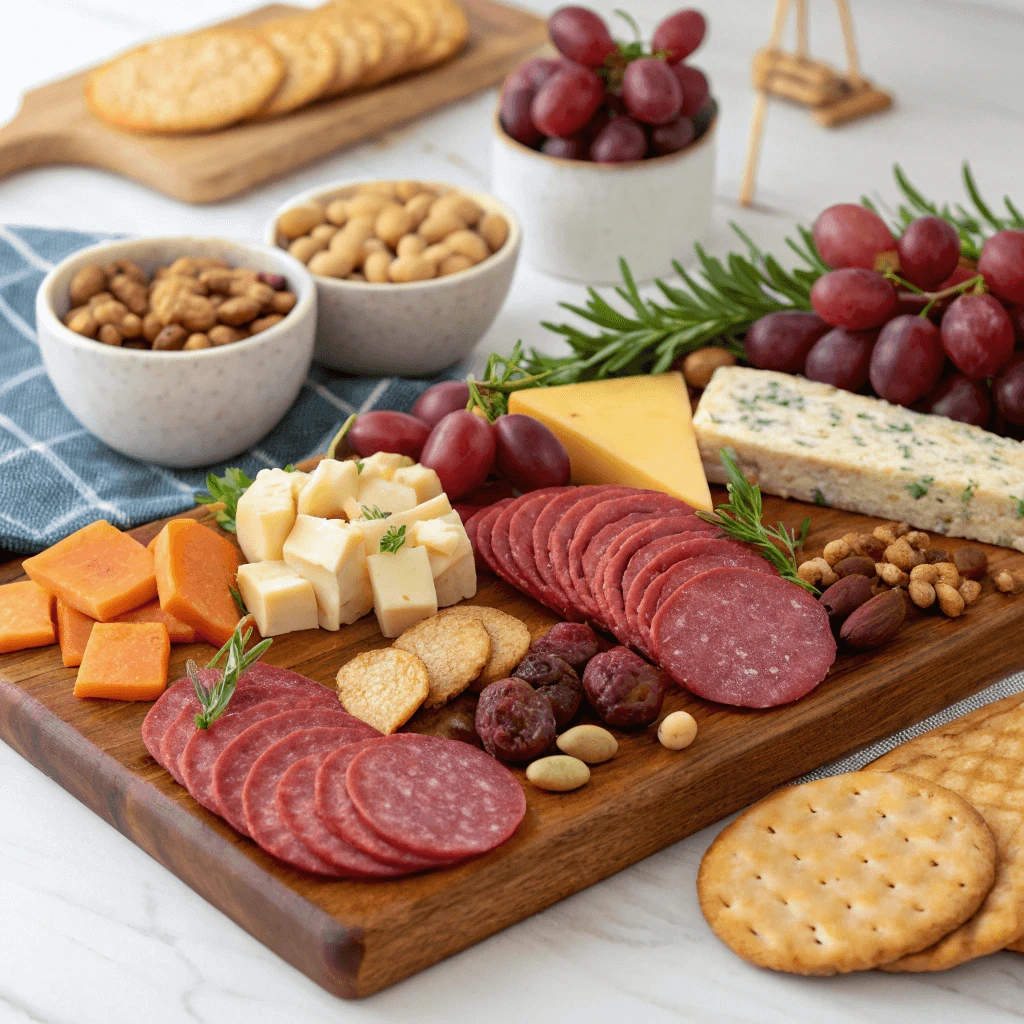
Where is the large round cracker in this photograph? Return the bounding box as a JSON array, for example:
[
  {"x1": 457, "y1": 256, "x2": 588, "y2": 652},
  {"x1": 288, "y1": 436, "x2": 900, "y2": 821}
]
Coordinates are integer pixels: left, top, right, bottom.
[
  {"x1": 353, "y1": 1, "x2": 417, "y2": 86},
  {"x1": 870, "y1": 694, "x2": 1024, "y2": 970},
  {"x1": 698, "y1": 770, "x2": 997, "y2": 975},
  {"x1": 384, "y1": 0, "x2": 438, "y2": 69},
  {"x1": 315, "y1": 6, "x2": 375, "y2": 97},
  {"x1": 447, "y1": 605, "x2": 531, "y2": 689},
  {"x1": 414, "y1": 0, "x2": 469, "y2": 69},
  {"x1": 393, "y1": 610, "x2": 490, "y2": 709},
  {"x1": 86, "y1": 29, "x2": 285, "y2": 133},
  {"x1": 257, "y1": 18, "x2": 338, "y2": 117}
]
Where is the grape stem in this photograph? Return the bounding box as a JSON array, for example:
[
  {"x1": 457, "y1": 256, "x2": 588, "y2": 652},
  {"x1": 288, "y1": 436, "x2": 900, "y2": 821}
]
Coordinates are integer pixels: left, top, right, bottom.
[{"x1": 883, "y1": 271, "x2": 987, "y2": 318}]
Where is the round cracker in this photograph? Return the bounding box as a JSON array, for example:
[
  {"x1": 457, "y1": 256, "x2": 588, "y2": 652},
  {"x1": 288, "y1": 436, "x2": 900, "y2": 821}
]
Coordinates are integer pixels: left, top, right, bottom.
[
  {"x1": 698, "y1": 770, "x2": 997, "y2": 975},
  {"x1": 86, "y1": 29, "x2": 285, "y2": 133},
  {"x1": 414, "y1": 0, "x2": 469, "y2": 70},
  {"x1": 447, "y1": 606, "x2": 531, "y2": 689},
  {"x1": 354, "y1": 2, "x2": 417, "y2": 86},
  {"x1": 383, "y1": 0, "x2": 437, "y2": 69},
  {"x1": 393, "y1": 611, "x2": 490, "y2": 709},
  {"x1": 257, "y1": 19, "x2": 338, "y2": 117},
  {"x1": 335, "y1": 647, "x2": 428, "y2": 735},
  {"x1": 315, "y1": 7, "x2": 375, "y2": 97}
]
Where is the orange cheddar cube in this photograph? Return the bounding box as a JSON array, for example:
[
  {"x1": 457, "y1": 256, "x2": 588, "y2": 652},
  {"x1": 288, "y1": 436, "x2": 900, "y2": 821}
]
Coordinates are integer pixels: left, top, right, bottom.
[
  {"x1": 22, "y1": 520, "x2": 157, "y2": 622},
  {"x1": 0, "y1": 580, "x2": 56, "y2": 654},
  {"x1": 74, "y1": 622, "x2": 170, "y2": 701},
  {"x1": 56, "y1": 598, "x2": 95, "y2": 667},
  {"x1": 117, "y1": 599, "x2": 198, "y2": 644},
  {"x1": 153, "y1": 519, "x2": 240, "y2": 647}
]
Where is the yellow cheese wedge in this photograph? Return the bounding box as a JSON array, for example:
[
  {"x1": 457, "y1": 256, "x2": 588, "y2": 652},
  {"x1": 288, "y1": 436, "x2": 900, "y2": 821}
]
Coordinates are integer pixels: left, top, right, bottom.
[{"x1": 508, "y1": 372, "x2": 712, "y2": 511}]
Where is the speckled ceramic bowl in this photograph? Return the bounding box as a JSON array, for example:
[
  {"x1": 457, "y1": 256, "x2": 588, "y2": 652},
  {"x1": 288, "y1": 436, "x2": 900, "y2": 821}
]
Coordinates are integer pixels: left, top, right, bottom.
[
  {"x1": 264, "y1": 180, "x2": 520, "y2": 376},
  {"x1": 35, "y1": 237, "x2": 316, "y2": 469}
]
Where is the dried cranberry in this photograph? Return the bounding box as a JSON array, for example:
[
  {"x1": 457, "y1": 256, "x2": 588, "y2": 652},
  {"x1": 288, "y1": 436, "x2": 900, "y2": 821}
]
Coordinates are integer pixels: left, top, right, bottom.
[
  {"x1": 513, "y1": 651, "x2": 583, "y2": 728},
  {"x1": 475, "y1": 679, "x2": 556, "y2": 762},
  {"x1": 582, "y1": 647, "x2": 668, "y2": 728},
  {"x1": 530, "y1": 621, "x2": 610, "y2": 670}
]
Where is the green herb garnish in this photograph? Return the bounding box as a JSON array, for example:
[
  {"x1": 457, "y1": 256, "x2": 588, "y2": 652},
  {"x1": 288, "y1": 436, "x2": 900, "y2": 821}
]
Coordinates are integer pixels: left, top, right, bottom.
[
  {"x1": 906, "y1": 476, "x2": 934, "y2": 500},
  {"x1": 229, "y1": 586, "x2": 247, "y2": 615},
  {"x1": 813, "y1": 489, "x2": 828, "y2": 507},
  {"x1": 356, "y1": 460, "x2": 364, "y2": 474},
  {"x1": 195, "y1": 467, "x2": 254, "y2": 533},
  {"x1": 361, "y1": 505, "x2": 391, "y2": 520},
  {"x1": 465, "y1": 340, "x2": 550, "y2": 421},
  {"x1": 1012, "y1": 496, "x2": 1024, "y2": 519},
  {"x1": 379, "y1": 524, "x2": 407, "y2": 554},
  {"x1": 188, "y1": 620, "x2": 272, "y2": 730},
  {"x1": 697, "y1": 449, "x2": 815, "y2": 594}
]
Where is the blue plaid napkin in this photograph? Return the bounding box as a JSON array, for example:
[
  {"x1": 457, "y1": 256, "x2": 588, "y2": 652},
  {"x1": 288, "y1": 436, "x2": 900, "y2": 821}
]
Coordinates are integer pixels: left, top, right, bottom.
[{"x1": 0, "y1": 225, "x2": 457, "y2": 556}]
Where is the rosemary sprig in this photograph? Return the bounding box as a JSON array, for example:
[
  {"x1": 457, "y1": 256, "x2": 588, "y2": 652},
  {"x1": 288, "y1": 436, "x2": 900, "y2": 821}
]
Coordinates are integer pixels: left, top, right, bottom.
[
  {"x1": 195, "y1": 467, "x2": 254, "y2": 533},
  {"x1": 361, "y1": 504, "x2": 391, "y2": 520},
  {"x1": 697, "y1": 449, "x2": 815, "y2": 595},
  {"x1": 466, "y1": 340, "x2": 551, "y2": 421},
  {"x1": 379, "y1": 524, "x2": 407, "y2": 553},
  {"x1": 188, "y1": 619, "x2": 272, "y2": 730}
]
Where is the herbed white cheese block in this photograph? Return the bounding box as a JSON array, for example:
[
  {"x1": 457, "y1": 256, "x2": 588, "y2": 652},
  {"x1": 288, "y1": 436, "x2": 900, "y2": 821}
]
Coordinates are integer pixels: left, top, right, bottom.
[{"x1": 693, "y1": 366, "x2": 1024, "y2": 551}]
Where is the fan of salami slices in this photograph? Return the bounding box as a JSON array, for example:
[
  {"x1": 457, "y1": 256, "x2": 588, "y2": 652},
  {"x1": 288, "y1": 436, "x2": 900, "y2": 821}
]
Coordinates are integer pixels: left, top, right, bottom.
[
  {"x1": 466, "y1": 486, "x2": 836, "y2": 709},
  {"x1": 143, "y1": 665, "x2": 526, "y2": 877}
]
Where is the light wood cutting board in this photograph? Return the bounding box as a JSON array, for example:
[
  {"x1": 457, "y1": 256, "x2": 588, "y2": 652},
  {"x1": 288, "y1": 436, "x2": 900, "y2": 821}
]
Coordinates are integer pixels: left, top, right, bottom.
[{"x1": 0, "y1": 1, "x2": 547, "y2": 203}]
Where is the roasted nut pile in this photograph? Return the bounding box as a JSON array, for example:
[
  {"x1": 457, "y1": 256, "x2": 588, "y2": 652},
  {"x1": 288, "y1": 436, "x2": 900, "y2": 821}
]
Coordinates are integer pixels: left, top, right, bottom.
[
  {"x1": 63, "y1": 257, "x2": 297, "y2": 350},
  {"x1": 276, "y1": 181, "x2": 510, "y2": 283}
]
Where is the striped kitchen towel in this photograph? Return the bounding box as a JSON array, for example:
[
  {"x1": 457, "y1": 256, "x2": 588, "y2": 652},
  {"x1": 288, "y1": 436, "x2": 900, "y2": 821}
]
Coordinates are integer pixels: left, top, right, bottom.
[{"x1": 0, "y1": 225, "x2": 459, "y2": 556}]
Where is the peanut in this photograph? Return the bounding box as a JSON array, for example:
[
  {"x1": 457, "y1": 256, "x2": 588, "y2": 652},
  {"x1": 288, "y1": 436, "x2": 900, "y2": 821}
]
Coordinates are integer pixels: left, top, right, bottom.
[
  {"x1": 396, "y1": 233, "x2": 426, "y2": 258},
  {"x1": 167, "y1": 256, "x2": 203, "y2": 278},
  {"x1": 198, "y1": 268, "x2": 236, "y2": 295},
  {"x1": 208, "y1": 325, "x2": 245, "y2": 346},
  {"x1": 478, "y1": 212, "x2": 509, "y2": 252},
  {"x1": 445, "y1": 229, "x2": 490, "y2": 264},
  {"x1": 958, "y1": 579, "x2": 982, "y2": 605},
  {"x1": 418, "y1": 212, "x2": 466, "y2": 244},
  {"x1": 310, "y1": 224, "x2": 337, "y2": 243},
  {"x1": 439, "y1": 253, "x2": 474, "y2": 276},
  {"x1": 325, "y1": 199, "x2": 349, "y2": 226},
  {"x1": 363, "y1": 250, "x2": 393, "y2": 283},
  {"x1": 217, "y1": 296, "x2": 262, "y2": 326},
  {"x1": 908, "y1": 579, "x2": 935, "y2": 609},
  {"x1": 935, "y1": 582, "x2": 965, "y2": 618},
  {"x1": 823, "y1": 539, "x2": 852, "y2": 567},
  {"x1": 389, "y1": 255, "x2": 436, "y2": 282},
  {"x1": 183, "y1": 333, "x2": 212, "y2": 350},
  {"x1": 271, "y1": 291, "x2": 297, "y2": 315},
  {"x1": 395, "y1": 180, "x2": 430, "y2": 202},
  {"x1": 873, "y1": 525, "x2": 897, "y2": 545},
  {"x1": 994, "y1": 570, "x2": 1024, "y2": 594},
  {"x1": 404, "y1": 192, "x2": 434, "y2": 227},
  {"x1": 69, "y1": 265, "x2": 108, "y2": 306},
  {"x1": 88, "y1": 291, "x2": 115, "y2": 308},
  {"x1": 152, "y1": 325, "x2": 188, "y2": 351},
  {"x1": 108, "y1": 274, "x2": 148, "y2": 315},
  {"x1": 288, "y1": 236, "x2": 327, "y2": 264},
  {"x1": 309, "y1": 249, "x2": 356, "y2": 279},
  {"x1": 97, "y1": 323, "x2": 122, "y2": 346},
  {"x1": 878, "y1": 562, "x2": 909, "y2": 588},
  {"x1": 905, "y1": 530, "x2": 930, "y2": 551},
  {"x1": 179, "y1": 296, "x2": 218, "y2": 333},
  {"x1": 798, "y1": 557, "x2": 838, "y2": 588},
  {"x1": 278, "y1": 204, "x2": 325, "y2": 240},
  {"x1": 248, "y1": 314, "x2": 284, "y2": 335},
  {"x1": 141, "y1": 311, "x2": 162, "y2": 342},
  {"x1": 679, "y1": 347, "x2": 737, "y2": 390},
  {"x1": 245, "y1": 282, "x2": 276, "y2": 309},
  {"x1": 92, "y1": 299, "x2": 129, "y2": 326},
  {"x1": 934, "y1": 562, "x2": 961, "y2": 589},
  {"x1": 120, "y1": 313, "x2": 143, "y2": 338}
]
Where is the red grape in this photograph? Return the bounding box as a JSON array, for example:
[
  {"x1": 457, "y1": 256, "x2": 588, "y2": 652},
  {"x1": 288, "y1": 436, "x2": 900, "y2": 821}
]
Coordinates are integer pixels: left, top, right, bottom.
[
  {"x1": 650, "y1": 115, "x2": 695, "y2": 156},
  {"x1": 869, "y1": 315, "x2": 945, "y2": 406},
  {"x1": 978, "y1": 229, "x2": 1024, "y2": 304},
  {"x1": 940, "y1": 293, "x2": 1015, "y2": 379},
  {"x1": 812, "y1": 204, "x2": 896, "y2": 270},
  {"x1": 744, "y1": 311, "x2": 829, "y2": 373},
  {"x1": 548, "y1": 6, "x2": 616, "y2": 67},
  {"x1": 925, "y1": 373, "x2": 992, "y2": 428},
  {"x1": 671, "y1": 64, "x2": 710, "y2": 117},
  {"x1": 410, "y1": 380, "x2": 470, "y2": 427},
  {"x1": 348, "y1": 411, "x2": 431, "y2": 461},
  {"x1": 503, "y1": 56, "x2": 563, "y2": 95},
  {"x1": 419, "y1": 410, "x2": 496, "y2": 500},
  {"x1": 462, "y1": 478, "x2": 517, "y2": 507},
  {"x1": 803, "y1": 327, "x2": 876, "y2": 392},
  {"x1": 542, "y1": 135, "x2": 587, "y2": 159},
  {"x1": 500, "y1": 86, "x2": 542, "y2": 146},
  {"x1": 622, "y1": 57, "x2": 683, "y2": 126},
  {"x1": 652, "y1": 10, "x2": 706, "y2": 62},
  {"x1": 936, "y1": 262, "x2": 978, "y2": 291},
  {"x1": 993, "y1": 353, "x2": 1024, "y2": 426},
  {"x1": 531, "y1": 66, "x2": 605, "y2": 138},
  {"x1": 896, "y1": 216, "x2": 961, "y2": 289},
  {"x1": 1007, "y1": 304, "x2": 1024, "y2": 343},
  {"x1": 692, "y1": 96, "x2": 716, "y2": 137},
  {"x1": 494, "y1": 414, "x2": 571, "y2": 491},
  {"x1": 810, "y1": 268, "x2": 898, "y2": 330},
  {"x1": 590, "y1": 117, "x2": 647, "y2": 163}
]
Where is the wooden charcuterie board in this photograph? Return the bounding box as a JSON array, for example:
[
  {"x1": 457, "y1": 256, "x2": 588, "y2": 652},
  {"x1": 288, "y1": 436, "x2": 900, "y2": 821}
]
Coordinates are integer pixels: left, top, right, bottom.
[
  {"x1": 3, "y1": 492, "x2": 1024, "y2": 998},
  {"x1": 0, "y1": 0, "x2": 547, "y2": 204}
]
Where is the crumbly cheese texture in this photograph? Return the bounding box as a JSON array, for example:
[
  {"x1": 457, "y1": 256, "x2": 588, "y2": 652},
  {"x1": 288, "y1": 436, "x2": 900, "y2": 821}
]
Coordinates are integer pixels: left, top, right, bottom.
[{"x1": 693, "y1": 367, "x2": 1024, "y2": 551}]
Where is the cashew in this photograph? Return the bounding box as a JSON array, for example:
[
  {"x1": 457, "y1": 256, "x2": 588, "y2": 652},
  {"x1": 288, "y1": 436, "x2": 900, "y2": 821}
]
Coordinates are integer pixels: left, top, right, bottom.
[
  {"x1": 822, "y1": 539, "x2": 852, "y2": 567},
  {"x1": 346, "y1": 194, "x2": 392, "y2": 219},
  {"x1": 355, "y1": 180, "x2": 398, "y2": 199},
  {"x1": 439, "y1": 253, "x2": 474, "y2": 276},
  {"x1": 389, "y1": 255, "x2": 437, "y2": 282},
  {"x1": 325, "y1": 199, "x2": 349, "y2": 226},
  {"x1": 309, "y1": 249, "x2": 356, "y2": 279},
  {"x1": 310, "y1": 224, "x2": 338, "y2": 243},
  {"x1": 958, "y1": 579, "x2": 982, "y2": 605},
  {"x1": 376, "y1": 205, "x2": 415, "y2": 248},
  {"x1": 418, "y1": 212, "x2": 467, "y2": 244},
  {"x1": 878, "y1": 562, "x2": 909, "y2": 588},
  {"x1": 873, "y1": 525, "x2": 897, "y2": 546},
  {"x1": 895, "y1": 521, "x2": 911, "y2": 537},
  {"x1": 403, "y1": 192, "x2": 434, "y2": 227},
  {"x1": 445, "y1": 229, "x2": 490, "y2": 264},
  {"x1": 278, "y1": 204, "x2": 325, "y2": 240},
  {"x1": 65, "y1": 307, "x2": 98, "y2": 338},
  {"x1": 421, "y1": 242, "x2": 452, "y2": 266},
  {"x1": 933, "y1": 562, "x2": 961, "y2": 589},
  {"x1": 797, "y1": 557, "x2": 838, "y2": 588},
  {"x1": 363, "y1": 250, "x2": 393, "y2": 283},
  {"x1": 935, "y1": 582, "x2": 965, "y2": 618},
  {"x1": 430, "y1": 192, "x2": 482, "y2": 226},
  {"x1": 396, "y1": 233, "x2": 426, "y2": 258},
  {"x1": 909, "y1": 563, "x2": 939, "y2": 585},
  {"x1": 994, "y1": 570, "x2": 1024, "y2": 595},
  {"x1": 288, "y1": 236, "x2": 327, "y2": 264},
  {"x1": 905, "y1": 530, "x2": 930, "y2": 551},
  {"x1": 884, "y1": 539, "x2": 924, "y2": 572},
  {"x1": 395, "y1": 180, "x2": 430, "y2": 202},
  {"x1": 478, "y1": 212, "x2": 509, "y2": 252},
  {"x1": 908, "y1": 579, "x2": 935, "y2": 608}
]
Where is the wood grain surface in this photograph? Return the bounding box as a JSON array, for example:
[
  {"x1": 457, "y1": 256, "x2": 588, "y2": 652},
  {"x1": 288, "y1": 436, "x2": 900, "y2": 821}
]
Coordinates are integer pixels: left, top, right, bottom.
[
  {"x1": 2, "y1": 492, "x2": 1024, "y2": 998},
  {"x1": 0, "y1": 1, "x2": 547, "y2": 204}
]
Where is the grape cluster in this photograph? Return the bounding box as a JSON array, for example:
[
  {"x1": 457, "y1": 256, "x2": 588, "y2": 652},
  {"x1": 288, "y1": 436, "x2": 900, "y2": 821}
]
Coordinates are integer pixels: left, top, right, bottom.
[
  {"x1": 499, "y1": 6, "x2": 714, "y2": 164},
  {"x1": 745, "y1": 203, "x2": 1024, "y2": 435}
]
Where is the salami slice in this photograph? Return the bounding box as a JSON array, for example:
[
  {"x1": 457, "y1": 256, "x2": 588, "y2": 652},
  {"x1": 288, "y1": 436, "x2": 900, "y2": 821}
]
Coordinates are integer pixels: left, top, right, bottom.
[
  {"x1": 489, "y1": 493, "x2": 540, "y2": 595},
  {"x1": 634, "y1": 551, "x2": 773, "y2": 657},
  {"x1": 142, "y1": 677, "x2": 198, "y2": 769},
  {"x1": 594, "y1": 518, "x2": 716, "y2": 637},
  {"x1": 180, "y1": 693, "x2": 336, "y2": 812},
  {"x1": 315, "y1": 739, "x2": 448, "y2": 870},
  {"x1": 531, "y1": 486, "x2": 606, "y2": 609},
  {"x1": 212, "y1": 708, "x2": 375, "y2": 836},
  {"x1": 651, "y1": 567, "x2": 837, "y2": 707},
  {"x1": 277, "y1": 752, "x2": 409, "y2": 878},
  {"x1": 464, "y1": 506, "x2": 489, "y2": 572},
  {"x1": 624, "y1": 538, "x2": 755, "y2": 650},
  {"x1": 243, "y1": 726, "x2": 372, "y2": 875},
  {"x1": 346, "y1": 733, "x2": 527, "y2": 860},
  {"x1": 569, "y1": 493, "x2": 699, "y2": 619},
  {"x1": 474, "y1": 498, "x2": 515, "y2": 576}
]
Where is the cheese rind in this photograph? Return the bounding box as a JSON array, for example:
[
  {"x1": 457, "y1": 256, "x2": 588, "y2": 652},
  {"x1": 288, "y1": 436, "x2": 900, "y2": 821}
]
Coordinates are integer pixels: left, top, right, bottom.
[
  {"x1": 507, "y1": 372, "x2": 712, "y2": 511},
  {"x1": 236, "y1": 469, "x2": 296, "y2": 563},
  {"x1": 693, "y1": 366, "x2": 1024, "y2": 551},
  {"x1": 366, "y1": 545, "x2": 437, "y2": 638},
  {"x1": 236, "y1": 560, "x2": 319, "y2": 637}
]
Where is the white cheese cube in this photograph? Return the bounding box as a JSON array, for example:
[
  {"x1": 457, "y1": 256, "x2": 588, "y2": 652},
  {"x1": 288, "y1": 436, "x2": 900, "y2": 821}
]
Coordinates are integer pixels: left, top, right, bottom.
[
  {"x1": 282, "y1": 515, "x2": 373, "y2": 630},
  {"x1": 392, "y1": 464, "x2": 443, "y2": 504},
  {"x1": 407, "y1": 517, "x2": 462, "y2": 558},
  {"x1": 357, "y1": 452, "x2": 414, "y2": 483},
  {"x1": 350, "y1": 477, "x2": 419, "y2": 517},
  {"x1": 287, "y1": 470, "x2": 310, "y2": 499},
  {"x1": 236, "y1": 560, "x2": 319, "y2": 637},
  {"x1": 235, "y1": 468, "x2": 296, "y2": 563},
  {"x1": 366, "y1": 545, "x2": 438, "y2": 638},
  {"x1": 419, "y1": 511, "x2": 472, "y2": 577},
  {"x1": 434, "y1": 551, "x2": 477, "y2": 608},
  {"x1": 297, "y1": 459, "x2": 358, "y2": 519},
  {"x1": 350, "y1": 493, "x2": 453, "y2": 555}
]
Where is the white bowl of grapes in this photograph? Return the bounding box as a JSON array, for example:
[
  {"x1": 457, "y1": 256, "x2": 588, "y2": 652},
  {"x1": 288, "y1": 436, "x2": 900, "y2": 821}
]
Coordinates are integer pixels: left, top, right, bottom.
[{"x1": 492, "y1": 6, "x2": 717, "y2": 284}]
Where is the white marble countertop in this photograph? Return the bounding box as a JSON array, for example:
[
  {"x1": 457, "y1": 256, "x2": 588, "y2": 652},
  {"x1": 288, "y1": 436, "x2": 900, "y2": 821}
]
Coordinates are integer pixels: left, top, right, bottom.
[{"x1": 3, "y1": 1, "x2": 1024, "y2": 1020}]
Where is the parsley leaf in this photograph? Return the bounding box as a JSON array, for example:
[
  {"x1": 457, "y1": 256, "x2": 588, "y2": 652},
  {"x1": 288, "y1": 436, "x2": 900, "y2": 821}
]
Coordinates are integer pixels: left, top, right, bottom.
[
  {"x1": 905, "y1": 476, "x2": 934, "y2": 500},
  {"x1": 379, "y1": 524, "x2": 407, "y2": 554}
]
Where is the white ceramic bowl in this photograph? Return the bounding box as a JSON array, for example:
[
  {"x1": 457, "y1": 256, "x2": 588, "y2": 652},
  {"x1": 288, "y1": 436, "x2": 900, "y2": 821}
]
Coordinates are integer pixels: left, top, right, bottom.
[
  {"x1": 491, "y1": 114, "x2": 717, "y2": 284},
  {"x1": 264, "y1": 180, "x2": 521, "y2": 376},
  {"x1": 36, "y1": 237, "x2": 316, "y2": 469}
]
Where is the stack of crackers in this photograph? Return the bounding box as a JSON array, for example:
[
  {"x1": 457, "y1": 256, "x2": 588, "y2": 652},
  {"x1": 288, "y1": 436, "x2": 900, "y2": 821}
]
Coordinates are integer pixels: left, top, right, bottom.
[
  {"x1": 699, "y1": 693, "x2": 1024, "y2": 973},
  {"x1": 85, "y1": 0, "x2": 469, "y2": 134}
]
